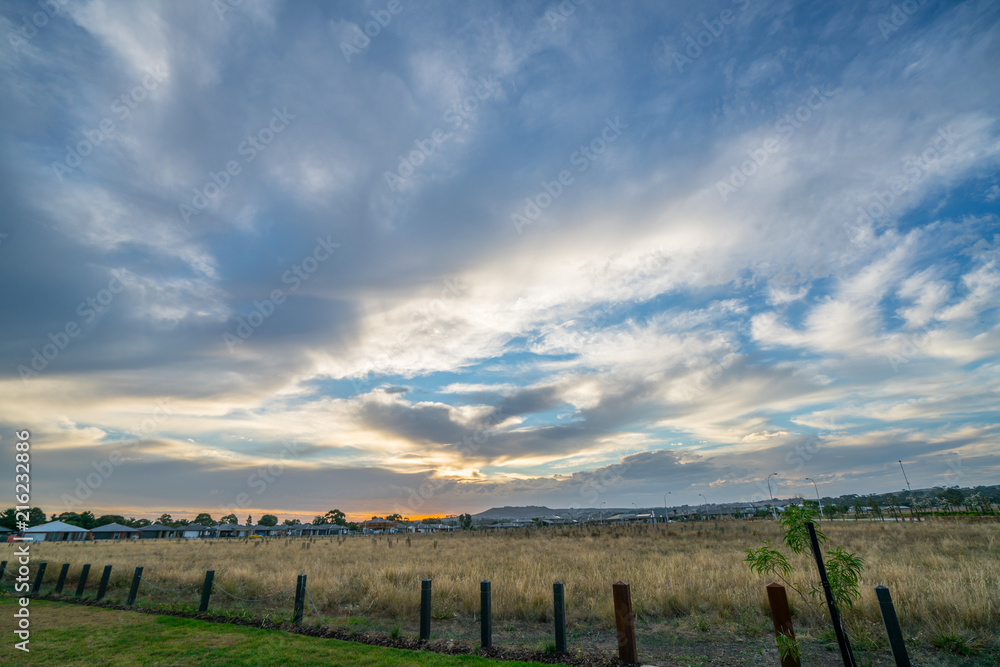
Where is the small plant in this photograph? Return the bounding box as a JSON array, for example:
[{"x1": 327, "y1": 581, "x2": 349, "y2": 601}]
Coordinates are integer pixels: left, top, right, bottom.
[
  {"x1": 542, "y1": 641, "x2": 558, "y2": 654},
  {"x1": 745, "y1": 506, "x2": 864, "y2": 614},
  {"x1": 776, "y1": 633, "x2": 801, "y2": 663},
  {"x1": 932, "y1": 631, "x2": 978, "y2": 656},
  {"x1": 390, "y1": 625, "x2": 400, "y2": 639}
]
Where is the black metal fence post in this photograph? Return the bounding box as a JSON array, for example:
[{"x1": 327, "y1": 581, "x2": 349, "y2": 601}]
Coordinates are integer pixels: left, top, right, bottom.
[
  {"x1": 199, "y1": 570, "x2": 214, "y2": 613},
  {"x1": 875, "y1": 586, "x2": 910, "y2": 666},
  {"x1": 54, "y1": 563, "x2": 70, "y2": 594},
  {"x1": 75, "y1": 564, "x2": 91, "y2": 598},
  {"x1": 126, "y1": 566, "x2": 142, "y2": 605},
  {"x1": 420, "y1": 578, "x2": 432, "y2": 641},
  {"x1": 806, "y1": 522, "x2": 855, "y2": 666},
  {"x1": 292, "y1": 574, "x2": 306, "y2": 623},
  {"x1": 96, "y1": 565, "x2": 112, "y2": 601},
  {"x1": 31, "y1": 562, "x2": 47, "y2": 593},
  {"x1": 480, "y1": 580, "x2": 492, "y2": 649},
  {"x1": 553, "y1": 581, "x2": 567, "y2": 654},
  {"x1": 0, "y1": 561, "x2": 6, "y2": 582}
]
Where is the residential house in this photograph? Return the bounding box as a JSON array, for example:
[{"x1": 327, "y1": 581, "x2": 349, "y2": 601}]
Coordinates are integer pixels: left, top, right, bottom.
[{"x1": 22, "y1": 520, "x2": 90, "y2": 542}]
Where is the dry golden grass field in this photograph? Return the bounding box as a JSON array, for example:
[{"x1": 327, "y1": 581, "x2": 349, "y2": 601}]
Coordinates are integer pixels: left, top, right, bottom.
[{"x1": 4, "y1": 519, "x2": 998, "y2": 665}]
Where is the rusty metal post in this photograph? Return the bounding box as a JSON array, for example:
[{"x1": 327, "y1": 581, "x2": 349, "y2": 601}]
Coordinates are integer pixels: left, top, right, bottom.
[
  {"x1": 612, "y1": 581, "x2": 638, "y2": 663},
  {"x1": 766, "y1": 583, "x2": 801, "y2": 667}
]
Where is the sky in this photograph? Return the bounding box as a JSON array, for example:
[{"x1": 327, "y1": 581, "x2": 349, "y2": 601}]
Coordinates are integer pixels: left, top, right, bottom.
[{"x1": 1, "y1": 0, "x2": 998, "y2": 523}]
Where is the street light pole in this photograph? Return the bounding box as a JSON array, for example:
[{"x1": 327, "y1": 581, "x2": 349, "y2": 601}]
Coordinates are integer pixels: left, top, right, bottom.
[
  {"x1": 805, "y1": 477, "x2": 823, "y2": 518},
  {"x1": 662, "y1": 491, "x2": 670, "y2": 523},
  {"x1": 767, "y1": 472, "x2": 778, "y2": 519},
  {"x1": 899, "y1": 460, "x2": 916, "y2": 521},
  {"x1": 698, "y1": 493, "x2": 707, "y2": 520},
  {"x1": 600, "y1": 501, "x2": 606, "y2": 525}
]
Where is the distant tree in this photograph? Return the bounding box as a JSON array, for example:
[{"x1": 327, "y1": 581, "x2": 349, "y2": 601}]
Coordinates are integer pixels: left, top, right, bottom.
[
  {"x1": 459, "y1": 513, "x2": 473, "y2": 530},
  {"x1": 939, "y1": 487, "x2": 964, "y2": 512},
  {"x1": 324, "y1": 509, "x2": 347, "y2": 526},
  {"x1": 283, "y1": 519, "x2": 302, "y2": 526},
  {"x1": 312, "y1": 515, "x2": 328, "y2": 525},
  {"x1": 220, "y1": 514, "x2": 238, "y2": 525},
  {"x1": 346, "y1": 522, "x2": 359, "y2": 531},
  {"x1": 0, "y1": 508, "x2": 16, "y2": 530},
  {"x1": 95, "y1": 515, "x2": 126, "y2": 527},
  {"x1": 193, "y1": 513, "x2": 215, "y2": 526},
  {"x1": 133, "y1": 518, "x2": 151, "y2": 528},
  {"x1": 386, "y1": 513, "x2": 404, "y2": 522},
  {"x1": 157, "y1": 513, "x2": 174, "y2": 526},
  {"x1": 421, "y1": 518, "x2": 438, "y2": 524},
  {"x1": 175, "y1": 518, "x2": 189, "y2": 526},
  {"x1": 259, "y1": 514, "x2": 278, "y2": 526},
  {"x1": 246, "y1": 515, "x2": 253, "y2": 526}
]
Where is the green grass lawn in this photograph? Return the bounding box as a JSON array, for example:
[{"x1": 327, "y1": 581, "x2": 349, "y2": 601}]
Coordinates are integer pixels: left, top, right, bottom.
[{"x1": 0, "y1": 599, "x2": 548, "y2": 666}]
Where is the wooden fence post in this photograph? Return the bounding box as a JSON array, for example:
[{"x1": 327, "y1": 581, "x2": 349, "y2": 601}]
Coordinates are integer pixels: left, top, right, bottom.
[
  {"x1": 553, "y1": 581, "x2": 567, "y2": 654},
  {"x1": 292, "y1": 573, "x2": 306, "y2": 623},
  {"x1": 96, "y1": 565, "x2": 112, "y2": 601},
  {"x1": 54, "y1": 563, "x2": 70, "y2": 594},
  {"x1": 875, "y1": 586, "x2": 911, "y2": 666},
  {"x1": 126, "y1": 566, "x2": 142, "y2": 605},
  {"x1": 766, "y1": 583, "x2": 801, "y2": 667},
  {"x1": 31, "y1": 562, "x2": 47, "y2": 593},
  {"x1": 199, "y1": 570, "x2": 214, "y2": 613},
  {"x1": 75, "y1": 564, "x2": 91, "y2": 598},
  {"x1": 480, "y1": 580, "x2": 492, "y2": 649},
  {"x1": 612, "y1": 581, "x2": 638, "y2": 663},
  {"x1": 806, "y1": 522, "x2": 856, "y2": 666},
  {"x1": 420, "y1": 578, "x2": 432, "y2": 641}
]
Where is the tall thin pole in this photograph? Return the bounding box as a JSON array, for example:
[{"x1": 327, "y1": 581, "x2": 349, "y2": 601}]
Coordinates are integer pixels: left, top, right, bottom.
[
  {"x1": 767, "y1": 472, "x2": 778, "y2": 519},
  {"x1": 805, "y1": 478, "x2": 823, "y2": 517},
  {"x1": 898, "y1": 460, "x2": 916, "y2": 520},
  {"x1": 662, "y1": 491, "x2": 670, "y2": 523},
  {"x1": 698, "y1": 493, "x2": 708, "y2": 519}
]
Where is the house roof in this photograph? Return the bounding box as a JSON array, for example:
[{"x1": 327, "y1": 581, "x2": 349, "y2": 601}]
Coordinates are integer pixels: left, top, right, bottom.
[
  {"x1": 90, "y1": 522, "x2": 139, "y2": 532},
  {"x1": 138, "y1": 523, "x2": 176, "y2": 531},
  {"x1": 214, "y1": 523, "x2": 248, "y2": 530},
  {"x1": 23, "y1": 520, "x2": 90, "y2": 533}
]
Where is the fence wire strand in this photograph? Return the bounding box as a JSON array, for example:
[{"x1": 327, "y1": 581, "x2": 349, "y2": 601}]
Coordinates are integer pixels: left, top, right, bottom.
[
  {"x1": 138, "y1": 575, "x2": 199, "y2": 593},
  {"x1": 305, "y1": 587, "x2": 332, "y2": 628},
  {"x1": 211, "y1": 581, "x2": 296, "y2": 603}
]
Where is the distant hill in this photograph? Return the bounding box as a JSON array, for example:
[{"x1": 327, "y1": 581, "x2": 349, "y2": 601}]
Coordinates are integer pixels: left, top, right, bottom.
[{"x1": 473, "y1": 506, "x2": 553, "y2": 519}]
